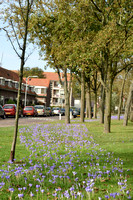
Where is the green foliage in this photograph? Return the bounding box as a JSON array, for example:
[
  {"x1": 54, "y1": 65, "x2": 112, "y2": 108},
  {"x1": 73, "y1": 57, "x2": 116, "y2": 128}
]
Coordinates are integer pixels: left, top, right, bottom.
[
  {"x1": 6, "y1": 99, "x2": 16, "y2": 104},
  {"x1": 23, "y1": 67, "x2": 44, "y2": 78}
]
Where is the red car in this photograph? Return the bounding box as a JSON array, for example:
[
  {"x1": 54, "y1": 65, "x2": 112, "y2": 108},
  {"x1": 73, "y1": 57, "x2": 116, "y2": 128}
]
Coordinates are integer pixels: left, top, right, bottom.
[
  {"x1": 3, "y1": 104, "x2": 16, "y2": 117},
  {"x1": 23, "y1": 106, "x2": 38, "y2": 117}
]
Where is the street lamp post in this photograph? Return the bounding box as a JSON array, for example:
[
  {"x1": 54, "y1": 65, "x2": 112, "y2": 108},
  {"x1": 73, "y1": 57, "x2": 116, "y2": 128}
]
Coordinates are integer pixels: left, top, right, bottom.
[{"x1": 24, "y1": 76, "x2": 38, "y2": 107}]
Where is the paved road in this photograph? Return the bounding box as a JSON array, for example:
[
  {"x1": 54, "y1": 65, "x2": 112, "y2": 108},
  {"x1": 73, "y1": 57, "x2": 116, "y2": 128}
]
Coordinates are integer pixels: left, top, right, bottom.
[{"x1": 0, "y1": 115, "x2": 65, "y2": 127}]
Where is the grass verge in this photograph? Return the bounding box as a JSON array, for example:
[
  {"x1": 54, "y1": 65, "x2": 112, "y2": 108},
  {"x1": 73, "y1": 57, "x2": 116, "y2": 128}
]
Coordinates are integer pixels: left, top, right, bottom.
[{"x1": 0, "y1": 119, "x2": 132, "y2": 199}]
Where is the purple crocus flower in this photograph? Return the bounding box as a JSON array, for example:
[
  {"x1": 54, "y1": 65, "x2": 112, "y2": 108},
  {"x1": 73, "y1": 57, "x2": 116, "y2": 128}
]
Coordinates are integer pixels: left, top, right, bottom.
[
  {"x1": 9, "y1": 188, "x2": 14, "y2": 192},
  {"x1": 30, "y1": 192, "x2": 34, "y2": 197},
  {"x1": 18, "y1": 193, "x2": 24, "y2": 198}
]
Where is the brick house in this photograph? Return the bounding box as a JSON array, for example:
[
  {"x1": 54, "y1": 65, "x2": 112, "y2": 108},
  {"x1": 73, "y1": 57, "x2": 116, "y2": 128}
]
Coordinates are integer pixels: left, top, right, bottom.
[
  {"x1": 28, "y1": 72, "x2": 74, "y2": 107},
  {"x1": 26, "y1": 78, "x2": 51, "y2": 106},
  {"x1": 0, "y1": 67, "x2": 74, "y2": 107},
  {"x1": 0, "y1": 67, "x2": 36, "y2": 107}
]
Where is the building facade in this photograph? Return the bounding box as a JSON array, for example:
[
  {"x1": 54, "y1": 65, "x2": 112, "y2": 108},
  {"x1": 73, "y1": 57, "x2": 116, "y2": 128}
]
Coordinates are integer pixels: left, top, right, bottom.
[
  {"x1": 0, "y1": 67, "x2": 36, "y2": 107},
  {"x1": 0, "y1": 67, "x2": 74, "y2": 107}
]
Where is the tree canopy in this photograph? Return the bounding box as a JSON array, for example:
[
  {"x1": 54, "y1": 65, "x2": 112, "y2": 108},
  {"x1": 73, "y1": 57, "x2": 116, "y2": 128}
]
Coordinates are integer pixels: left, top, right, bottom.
[{"x1": 23, "y1": 67, "x2": 45, "y2": 78}]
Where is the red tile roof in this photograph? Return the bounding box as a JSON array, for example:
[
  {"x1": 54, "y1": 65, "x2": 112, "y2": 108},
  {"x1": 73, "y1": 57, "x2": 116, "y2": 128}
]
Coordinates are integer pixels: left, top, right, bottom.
[
  {"x1": 23, "y1": 78, "x2": 50, "y2": 87},
  {"x1": 0, "y1": 67, "x2": 25, "y2": 83},
  {"x1": 11, "y1": 70, "x2": 70, "y2": 82},
  {"x1": 43, "y1": 72, "x2": 70, "y2": 81}
]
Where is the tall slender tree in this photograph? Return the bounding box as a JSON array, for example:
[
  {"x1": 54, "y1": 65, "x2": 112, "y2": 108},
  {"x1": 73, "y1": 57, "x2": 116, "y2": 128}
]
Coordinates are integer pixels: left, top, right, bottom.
[{"x1": 1, "y1": 0, "x2": 35, "y2": 161}]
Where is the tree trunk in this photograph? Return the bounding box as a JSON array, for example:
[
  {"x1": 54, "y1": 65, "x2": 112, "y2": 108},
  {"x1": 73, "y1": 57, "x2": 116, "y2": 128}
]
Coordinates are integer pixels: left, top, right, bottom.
[
  {"x1": 117, "y1": 72, "x2": 127, "y2": 120},
  {"x1": 100, "y1": 84, "x2": 105, "y2": 123},
  {"x1": 86, "y1": 81, "x2": 92, "y2": 119},
  {"x1": 64, "y1": 69, "x2": 70, "y2": 124},
  {"x1": 80, "y1": 70, "x2": 85, "y2": 122},
  {"x1": 93, "y1": 91, "x2": 97, "y2": 119},
  {"x1": 10, "y1": 0, "x2": 30, "y2": 162},
  {"x1": 123, "y1": 81, "x2": 133, "y2": 126},
  {"x1": 10, "y1": 66, "x2": 24, "y2": 161},
  {"x1": 104, "y1": 79, "x2": 113, "y2": 133}
]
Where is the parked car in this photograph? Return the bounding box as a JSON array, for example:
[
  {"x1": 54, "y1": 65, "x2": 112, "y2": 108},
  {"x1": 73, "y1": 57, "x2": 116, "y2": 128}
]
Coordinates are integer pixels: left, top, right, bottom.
[
  {"x1": 46, "y1": 107, "x2": 54, "y2": 116},
  {"x1": 34, "y1": 105, "x2": 46, "y2": 116},
  {"x1": 0, "y1": 105, "x2": 6, "y2": 119},
  {"x1": 3, "y1": 104, "x2": 23, "y2": 118},
  {"x1": 72, "y1": 108, "x2": 80, "y2": 118},
  {"x1": 3, "y1": 104, "x2": 16, "y2": 117},
  {"x1": 60, "y1": 108, "x2": 65, "y2": 116},
  {"x1": 52, "y1": 107, "x2": 61, "y2": 115},
  {"x1": 23, "y1": 106, "x2": 38, "y2": 117}
]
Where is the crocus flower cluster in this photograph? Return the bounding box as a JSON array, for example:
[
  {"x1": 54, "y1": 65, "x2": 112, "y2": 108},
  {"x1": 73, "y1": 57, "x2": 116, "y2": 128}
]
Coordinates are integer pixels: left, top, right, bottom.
[{"x1": 0, "y1": 123, "x2": 131, "y2": 199}]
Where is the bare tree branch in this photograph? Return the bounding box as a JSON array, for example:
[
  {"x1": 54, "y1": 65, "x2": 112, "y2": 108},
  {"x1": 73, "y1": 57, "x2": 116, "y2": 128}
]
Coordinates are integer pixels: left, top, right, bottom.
[
  {"x1": 18, "y1": 0, "x2": 26, "y2": 24},
  {"x1": 10, "y1": 19, "x2": 23, "y2": 50},
  {"x1": 3, "y1": 28, "x2": 21, "y2": 58},
  {"x1": 90, "y1": 0, "x2": 103, "y2": 13}
]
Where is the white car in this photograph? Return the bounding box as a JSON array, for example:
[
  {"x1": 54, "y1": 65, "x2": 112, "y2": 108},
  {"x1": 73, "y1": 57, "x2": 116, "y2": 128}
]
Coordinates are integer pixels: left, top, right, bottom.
[
  {"x1": 52, "y1": 107, "x2": 61, "y2": 115},
  {"x1": 34, "y1": 105, "x2": 46, "y2": 116}
]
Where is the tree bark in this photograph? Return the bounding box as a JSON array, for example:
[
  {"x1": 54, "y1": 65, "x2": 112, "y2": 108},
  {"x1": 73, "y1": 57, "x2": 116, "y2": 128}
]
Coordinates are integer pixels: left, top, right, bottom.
[
  {"x1": 123, "y1": 81, "x2": 133, "y2": 126},
  {"x1": 104, "y1": 79, "x2": 113, "y2": 133},
  {"x1": 93, "y1": 91, "x2": 97, "y2": 119},
  {"x1": 86, "y1": 81, "x2": 92, "y2": 119},
  {"x1": 80, "y1": 70, "x2": 85, "y2": 122},
  {"x1": 64, "y1": 69, "x2": 70, "y2": 124},
  {"x1": 117, "y1": 72, "x2": 127, "y2": 120},
  {"x1": 100, "y1": 84, "x2": 105, "y2": 123}
]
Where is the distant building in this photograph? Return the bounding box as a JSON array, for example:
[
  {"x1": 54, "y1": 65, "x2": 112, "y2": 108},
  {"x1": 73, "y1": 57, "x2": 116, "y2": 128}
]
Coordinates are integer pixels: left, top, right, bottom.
[
  {"x1": 0, "y1": 67, "x2": 36, "y2": 106},
  {"x1": 0, "y1": 67, "x2": 74, "y2": 107},
  {"x1": 25, "y1": 77, "x2": 51, "y2": 106},
  {"x1": 27, "y1": 72, "x2": 74, "y2": 107}
]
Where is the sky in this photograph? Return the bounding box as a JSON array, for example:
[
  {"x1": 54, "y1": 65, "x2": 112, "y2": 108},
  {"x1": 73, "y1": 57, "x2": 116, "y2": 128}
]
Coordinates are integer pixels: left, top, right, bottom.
[{"x1": 0, "y1": 31, "x2": 54, "y2": 72}]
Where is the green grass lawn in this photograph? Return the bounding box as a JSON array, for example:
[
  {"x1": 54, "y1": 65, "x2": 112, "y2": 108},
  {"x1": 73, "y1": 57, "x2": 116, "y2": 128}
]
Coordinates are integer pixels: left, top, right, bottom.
[
  {"x1": 85, "y1": 120, "x2": 133, "y2": 186},
  {"x1": 0, "y1": 119, "x2": 132, "y2": 199}
]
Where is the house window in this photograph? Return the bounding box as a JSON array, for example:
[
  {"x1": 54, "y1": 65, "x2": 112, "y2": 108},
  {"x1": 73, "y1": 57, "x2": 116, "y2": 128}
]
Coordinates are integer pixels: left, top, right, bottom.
[
  {"x1": 22, "y1": 84, "x2": 24, "y2": 90},
  {"x1": 8, "y1": 80, "x2": 12, "y2": 87},
  {"x1": 31, "y1": 87, "x2": 34, "y2": 92},
  {"x1": 15, "y1": 82, "x2": 18, "y2": 89},
  {"x1": 41, "y1": 88, "x2": 47, "y2": 94},
  {"x1": 0, "y1": 78, "x2": 5, "y2": 86},
  {"x1": 54, "y1": 81, "x2": 59, "y2": 87},
  {"x1": 35, "y1": 88, "x2": 41, "y2": 94},
  {"x1": 41, "y1": 88, "x2": 45, "y2": 94}
]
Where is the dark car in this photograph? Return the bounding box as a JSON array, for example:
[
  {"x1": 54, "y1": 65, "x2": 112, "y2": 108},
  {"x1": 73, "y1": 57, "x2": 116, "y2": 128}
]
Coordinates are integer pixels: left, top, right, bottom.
[
  {"x1": 0, "y1": 105, "x2": 6, "y2": 119},
  {"x1": 3, "y1": 104, "x2": 16, "y2": 117},
  {"x1": 60, "y1": 108, "x2": 65, "y2": 116},
  {"x1": 23, "y1": 106, "x2": 38, "y2": 117},
  {"x1": 46, "y1": 107, "x2": 54, "y2": 116},
  {"x1": 72, "y1": 108, "x2": 80, "y2": 118}
]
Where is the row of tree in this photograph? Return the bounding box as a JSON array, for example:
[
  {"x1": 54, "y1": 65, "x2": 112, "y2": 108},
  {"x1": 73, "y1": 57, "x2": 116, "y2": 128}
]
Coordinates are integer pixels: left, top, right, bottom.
[
  {"x1": 0, "y1": 0, "x2": 132, "y2": 161},
  {"x1": 28, "y1": 0, "x2": 133, "y2": 133}
]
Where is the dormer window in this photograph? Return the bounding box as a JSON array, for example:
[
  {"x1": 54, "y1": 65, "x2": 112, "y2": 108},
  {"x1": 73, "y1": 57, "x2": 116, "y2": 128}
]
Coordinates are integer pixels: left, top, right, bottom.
[{"x1": 41, "y1": 88, "x2": 47, "y2": 94}]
